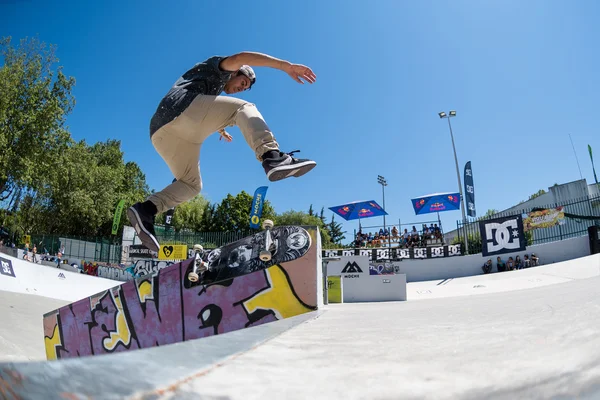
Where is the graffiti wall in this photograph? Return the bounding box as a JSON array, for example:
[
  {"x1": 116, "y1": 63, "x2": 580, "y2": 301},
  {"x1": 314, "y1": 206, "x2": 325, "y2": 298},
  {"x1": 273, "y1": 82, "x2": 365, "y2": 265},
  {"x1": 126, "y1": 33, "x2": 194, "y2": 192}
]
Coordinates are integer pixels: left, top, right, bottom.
[
  {"x1": 132, "y1": 259, "x2": 175, "y2": 277},
  {"x1": 43, "y1": 228, "x2": 321, "y2": 360}
]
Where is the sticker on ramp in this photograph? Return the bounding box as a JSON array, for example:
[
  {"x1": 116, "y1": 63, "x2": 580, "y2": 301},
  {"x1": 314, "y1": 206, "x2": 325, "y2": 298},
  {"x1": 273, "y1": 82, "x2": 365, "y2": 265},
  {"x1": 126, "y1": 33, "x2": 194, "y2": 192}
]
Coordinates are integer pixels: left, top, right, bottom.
[
  {"x1": 0, "y1": 257, "x2": 15, "y2": 278},
  {"x1": 158, "y1": 244, "x2": 188, "y2": 260}
]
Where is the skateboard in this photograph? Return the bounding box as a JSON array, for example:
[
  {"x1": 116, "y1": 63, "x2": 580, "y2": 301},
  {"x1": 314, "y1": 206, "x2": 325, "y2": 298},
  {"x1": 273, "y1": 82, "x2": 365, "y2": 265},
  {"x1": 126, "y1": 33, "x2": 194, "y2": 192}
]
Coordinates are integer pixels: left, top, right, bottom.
[{"x1": 185, "y1": 220, "x2": 312, "y2": 286}]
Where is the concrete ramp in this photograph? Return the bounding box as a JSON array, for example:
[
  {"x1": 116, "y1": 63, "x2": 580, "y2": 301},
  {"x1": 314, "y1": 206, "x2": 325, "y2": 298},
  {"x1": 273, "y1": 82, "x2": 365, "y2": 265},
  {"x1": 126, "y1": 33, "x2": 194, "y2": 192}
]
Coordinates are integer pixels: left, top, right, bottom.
[
  {"x1": 43, "y1": 227, "x2": 323, "y2": 360},
  {"x1": 0, "y1": 253, "x2": 122, "y2": 302}
]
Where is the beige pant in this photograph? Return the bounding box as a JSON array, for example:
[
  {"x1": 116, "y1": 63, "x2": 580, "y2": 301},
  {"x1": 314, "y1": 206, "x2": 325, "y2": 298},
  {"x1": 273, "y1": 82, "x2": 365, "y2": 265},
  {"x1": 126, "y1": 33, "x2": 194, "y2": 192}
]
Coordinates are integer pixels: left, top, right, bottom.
[{"x1": 147, "y1": 95, "x2": 279, "y2": 214}]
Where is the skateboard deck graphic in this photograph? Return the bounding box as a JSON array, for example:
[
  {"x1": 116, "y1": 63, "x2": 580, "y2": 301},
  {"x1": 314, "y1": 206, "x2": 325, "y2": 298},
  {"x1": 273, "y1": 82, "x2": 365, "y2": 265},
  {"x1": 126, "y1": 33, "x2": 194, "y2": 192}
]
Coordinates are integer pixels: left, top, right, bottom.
[{"x1": 185, "y1": 224, "x2": 312, "y2": 286}]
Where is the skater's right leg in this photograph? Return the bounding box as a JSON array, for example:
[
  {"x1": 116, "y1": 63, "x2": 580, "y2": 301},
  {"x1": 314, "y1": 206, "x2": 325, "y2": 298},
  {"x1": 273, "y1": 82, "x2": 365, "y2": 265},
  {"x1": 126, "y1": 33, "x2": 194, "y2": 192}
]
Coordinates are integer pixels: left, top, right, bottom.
[{"x1": 128, "y1": 124, "x2": 202, "y2": 252}]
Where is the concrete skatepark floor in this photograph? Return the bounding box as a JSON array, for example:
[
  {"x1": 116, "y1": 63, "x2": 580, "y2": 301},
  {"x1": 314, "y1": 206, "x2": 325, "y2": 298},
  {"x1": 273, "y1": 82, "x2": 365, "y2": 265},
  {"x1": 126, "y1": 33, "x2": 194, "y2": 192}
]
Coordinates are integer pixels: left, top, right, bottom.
[
  {"x1": 0, "y1": 254, "x2": 599, "y2": 399},
  {"x1": 0, "y1": 291, "x2": 68, "y2": 362},
  {"x1": 164, "y1": 274, "x2": 600, "y2": 400}
]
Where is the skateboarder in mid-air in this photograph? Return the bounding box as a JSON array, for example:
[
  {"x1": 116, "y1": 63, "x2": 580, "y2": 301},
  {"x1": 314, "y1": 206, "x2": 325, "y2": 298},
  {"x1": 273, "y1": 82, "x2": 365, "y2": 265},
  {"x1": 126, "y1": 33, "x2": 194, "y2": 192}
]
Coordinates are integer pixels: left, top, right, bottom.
[{"x1": 127, "y1": 51, "x2": 318, "y2": 252}]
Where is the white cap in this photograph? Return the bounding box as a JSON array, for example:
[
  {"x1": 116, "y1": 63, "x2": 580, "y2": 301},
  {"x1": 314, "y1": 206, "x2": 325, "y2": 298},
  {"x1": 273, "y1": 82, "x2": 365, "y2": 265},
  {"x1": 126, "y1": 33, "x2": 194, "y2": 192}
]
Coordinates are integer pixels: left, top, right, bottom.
[{"x1": 238, "y1": 65, "x2": 256, "y2": 86}]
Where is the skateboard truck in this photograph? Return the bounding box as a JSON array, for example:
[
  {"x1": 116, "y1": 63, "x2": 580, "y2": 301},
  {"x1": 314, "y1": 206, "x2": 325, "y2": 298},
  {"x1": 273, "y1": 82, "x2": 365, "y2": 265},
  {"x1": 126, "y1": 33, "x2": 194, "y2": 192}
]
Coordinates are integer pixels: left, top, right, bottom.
[
  {"x1": 259, "y1": 219, "x2": 274, "y2": 262},
  {"x1": 188, "y1": 244, "x2": 209, "y2": 283}
]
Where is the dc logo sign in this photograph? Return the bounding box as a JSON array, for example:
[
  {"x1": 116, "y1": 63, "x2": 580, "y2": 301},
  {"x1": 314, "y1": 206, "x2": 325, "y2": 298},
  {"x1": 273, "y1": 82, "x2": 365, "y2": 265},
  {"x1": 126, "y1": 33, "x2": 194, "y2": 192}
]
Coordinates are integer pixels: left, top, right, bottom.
[
  {"x1": 479, "y1": 215, "x2": 526, "y2": 256},
  {"x1": 0, "y1": 257, "x2": 15, "y2": 278}
]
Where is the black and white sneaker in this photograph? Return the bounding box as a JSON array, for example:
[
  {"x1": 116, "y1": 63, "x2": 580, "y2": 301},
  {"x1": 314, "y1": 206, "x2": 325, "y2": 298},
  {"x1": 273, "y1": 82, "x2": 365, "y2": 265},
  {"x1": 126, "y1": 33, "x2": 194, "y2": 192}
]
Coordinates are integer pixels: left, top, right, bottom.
[
  {"x1": 127, "y1": 202, "x2": 160, "y2": 253},
  {"x1": 262, "y1": 150, "x2": 317, "y2": 182}
]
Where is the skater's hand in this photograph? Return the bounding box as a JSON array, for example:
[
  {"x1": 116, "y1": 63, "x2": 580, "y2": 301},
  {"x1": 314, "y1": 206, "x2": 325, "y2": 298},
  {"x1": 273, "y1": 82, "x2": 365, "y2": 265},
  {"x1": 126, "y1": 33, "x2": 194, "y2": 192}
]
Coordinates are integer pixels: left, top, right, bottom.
[
  {"x1": 285, "y1": 63, "x2": 317, "y2": 84},
  {"x1": 218, "y1": 129, "x2": 232, "y2": 142}
]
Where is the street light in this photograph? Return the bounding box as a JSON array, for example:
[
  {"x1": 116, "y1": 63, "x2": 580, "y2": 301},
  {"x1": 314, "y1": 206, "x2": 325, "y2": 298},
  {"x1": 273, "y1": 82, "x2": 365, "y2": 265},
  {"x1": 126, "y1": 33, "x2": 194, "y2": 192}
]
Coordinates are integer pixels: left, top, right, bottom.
[
  {"x1": 438, "y1": 110, "x2": 469, "y2": 254},
  {"x1": 377, "y1": 175, "x2": 390, "y2": 248}
]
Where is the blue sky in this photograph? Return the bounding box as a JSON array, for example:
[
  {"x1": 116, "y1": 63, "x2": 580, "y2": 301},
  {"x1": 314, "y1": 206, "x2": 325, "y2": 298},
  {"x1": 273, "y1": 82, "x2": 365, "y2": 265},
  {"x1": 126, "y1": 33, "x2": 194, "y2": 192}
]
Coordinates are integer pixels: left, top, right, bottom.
[{"x1": 2, "y1": 0, "x2": 600, "y2": 243}]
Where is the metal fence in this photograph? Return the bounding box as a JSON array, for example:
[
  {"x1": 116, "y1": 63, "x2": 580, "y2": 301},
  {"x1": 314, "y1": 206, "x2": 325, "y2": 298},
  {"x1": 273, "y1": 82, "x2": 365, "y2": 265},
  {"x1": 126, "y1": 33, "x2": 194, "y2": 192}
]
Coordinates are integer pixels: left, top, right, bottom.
[
  {"x1": 455, "y1": 194, "x2": 600, "y2": 254},
  {"x1": 29, "y1": 234, "x2": 123, "y2": 264},
  {"x1": 153, "y1": 225, "x2": 250, "y2": 248}
]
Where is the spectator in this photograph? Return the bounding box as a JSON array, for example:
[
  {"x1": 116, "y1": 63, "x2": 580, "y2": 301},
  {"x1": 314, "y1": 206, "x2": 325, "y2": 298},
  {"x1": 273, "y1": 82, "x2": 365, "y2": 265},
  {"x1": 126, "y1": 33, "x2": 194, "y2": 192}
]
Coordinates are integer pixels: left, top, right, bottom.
[
  {"x1": 433, "y1": 224, "x2": 442, "y2": 239},
  {"x1": 507, "y1": 256, "x2": 515, "y2": 271},
  {"x1": 391, "y1": 226, "x2": 399, "y2": 238},
  {"x1": 409, "y1": 226, "x2": 419, "y2": 247},
  {"x1": 530, "y1": 253, "x2": 540, "y2": 266},
  {"x1": 482, "y1": 259, "x2": 493, "y2": 274},
  {"x1": 372, "y1": 232, "x2": 381, "y2": 247},
  {"x1": 523, "y1": 254, "x2": 531, "y2": 268},
  {"x1": 515, "y1": 255, "x2": 523, "y2": 270},
  {"x1": 401, "y1": 229, "x2": 410, "y2": 247},
  {"x1": 56, "y1": 252, "x2": 62, "y2": 268},
  {"x1": 496, "y1": 256, "x2": 506, "y2": 272},
  {"x1": 422, "y1": 224, "x2": 430, "y2": 242}
]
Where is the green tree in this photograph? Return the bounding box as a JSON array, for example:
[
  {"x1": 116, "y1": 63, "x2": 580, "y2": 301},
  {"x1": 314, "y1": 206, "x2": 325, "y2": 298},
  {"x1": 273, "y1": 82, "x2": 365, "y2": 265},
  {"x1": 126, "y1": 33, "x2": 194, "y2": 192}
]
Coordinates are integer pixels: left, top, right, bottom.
[
  {"x1": 319, "y1": 207, "x2": 326, "y2": 224},
  {"x1": 327, "y1": 214, "x2": 346, "y2": 244},
  {"x1": 199, "y1": 202, "x2": 218, "y2": 231},
  {"x1": 211, "y1": 191, "x2": 276, "y2": 232},
  {"x1": 275, "y1": 210, "x2": 332, "y2": 245},
  {"x1": 528, "y1": 189, "x2": 547, "y2": 200},
  {"x1": 156, "y1": 194, "x2": 209, "y2": 232},
  {"x1": 0, "y1": 36, "x2": 75, "y2": 201},
  {"x1": 451, "y1": 232, "x2": 482, "y2": 255},
  {"x1": 483, "y1": 209, "x2": 498, "y2": 219},
  {"x1": 20, "y1": 139, "x2": 149, "y2": 236}
]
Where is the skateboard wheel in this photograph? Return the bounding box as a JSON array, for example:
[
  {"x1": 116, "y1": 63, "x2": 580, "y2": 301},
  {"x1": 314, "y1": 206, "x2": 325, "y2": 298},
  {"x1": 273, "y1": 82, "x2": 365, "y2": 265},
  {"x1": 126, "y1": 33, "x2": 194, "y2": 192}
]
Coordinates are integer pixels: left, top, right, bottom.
[
  {"x1": 193, "y1": 244, "x2": 203, "y2": 251},
  {"x1": 259, "y1": 250, "x2": 272, "y2": 262},
  {"x1": 262, "y1": 219, "x2": 274, "y2": 229},
  {"x1": 188, "y1": 272, "x2": 199, "y2": 282}
]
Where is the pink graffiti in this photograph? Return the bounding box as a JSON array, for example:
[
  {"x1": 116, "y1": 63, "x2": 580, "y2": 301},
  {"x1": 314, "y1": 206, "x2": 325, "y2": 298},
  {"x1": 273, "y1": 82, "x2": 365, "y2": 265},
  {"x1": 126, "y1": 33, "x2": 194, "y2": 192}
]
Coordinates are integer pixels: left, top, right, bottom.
[{"x1": 48, "y1": 258, "x2": 279, "y2": 358}]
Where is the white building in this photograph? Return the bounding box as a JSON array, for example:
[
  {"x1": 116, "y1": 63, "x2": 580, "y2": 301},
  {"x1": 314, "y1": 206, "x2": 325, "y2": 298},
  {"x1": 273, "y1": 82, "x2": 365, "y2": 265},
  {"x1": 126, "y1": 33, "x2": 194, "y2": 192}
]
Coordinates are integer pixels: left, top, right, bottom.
[{"x1": 444, "y1": 179, "x2": 600, "y2": 244}]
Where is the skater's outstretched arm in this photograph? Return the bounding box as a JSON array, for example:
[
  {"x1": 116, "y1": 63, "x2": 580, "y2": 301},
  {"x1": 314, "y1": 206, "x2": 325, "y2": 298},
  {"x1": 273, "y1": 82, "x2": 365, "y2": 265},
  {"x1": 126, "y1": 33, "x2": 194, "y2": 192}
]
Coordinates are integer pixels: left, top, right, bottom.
[{"x1": 219, "y1": 52, "x2": 317, "y2": 84}]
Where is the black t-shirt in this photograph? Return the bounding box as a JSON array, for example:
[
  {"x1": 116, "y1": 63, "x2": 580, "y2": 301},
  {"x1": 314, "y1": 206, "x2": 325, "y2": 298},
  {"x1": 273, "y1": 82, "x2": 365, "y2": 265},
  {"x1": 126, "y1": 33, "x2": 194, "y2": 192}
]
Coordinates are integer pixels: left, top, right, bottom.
[{"x1": 149, "y1": 56, "x2": 233, "y2": 137}]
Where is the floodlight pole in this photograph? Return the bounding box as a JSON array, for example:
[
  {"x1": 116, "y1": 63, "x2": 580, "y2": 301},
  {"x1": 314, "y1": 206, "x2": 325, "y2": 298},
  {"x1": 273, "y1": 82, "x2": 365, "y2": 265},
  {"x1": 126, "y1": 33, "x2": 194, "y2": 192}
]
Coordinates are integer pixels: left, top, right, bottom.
[
  {"x1": 377, "y1": 175, "x2": 390, "y2": 248},
  {"x1": 439, "y1": 111, "x2": 469, "y2": 255}
]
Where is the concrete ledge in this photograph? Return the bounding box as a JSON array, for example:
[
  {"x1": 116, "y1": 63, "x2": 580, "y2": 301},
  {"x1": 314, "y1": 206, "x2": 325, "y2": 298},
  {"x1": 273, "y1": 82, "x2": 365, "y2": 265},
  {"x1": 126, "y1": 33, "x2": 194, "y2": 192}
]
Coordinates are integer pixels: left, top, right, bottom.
[{"x1": 0, "y1": 310, "x2": 323, "y2": 399}]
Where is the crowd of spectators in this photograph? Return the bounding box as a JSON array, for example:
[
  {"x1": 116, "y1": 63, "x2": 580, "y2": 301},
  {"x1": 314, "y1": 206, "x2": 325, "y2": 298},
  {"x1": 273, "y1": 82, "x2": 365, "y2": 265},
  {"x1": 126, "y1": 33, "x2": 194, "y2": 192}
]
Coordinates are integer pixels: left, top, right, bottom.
[
  {"x1": 353, "y1": 223, "x2": 444, "y2": 248},
  {"x1": 482, "y1": 253, "x2": 540, "y2": 273}
]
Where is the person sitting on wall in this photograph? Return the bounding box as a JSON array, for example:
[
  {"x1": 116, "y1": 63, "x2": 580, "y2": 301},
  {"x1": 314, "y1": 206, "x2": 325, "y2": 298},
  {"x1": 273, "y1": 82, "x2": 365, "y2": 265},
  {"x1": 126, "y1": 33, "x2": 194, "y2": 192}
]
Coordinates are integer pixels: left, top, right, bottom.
[
  {"x1": 506, "y1": 256, "x2": 515, "y2": 271},
  {"x1": 482, "y1": 259, "x2": 493, "y2": 274},
  {"x1": 515, "y1": 255, "x2": 523, "y2": 270},
  {"x1": 523, "y1": 254, "x2": 531, "y2": 268},
  {"x1": 496, "y1": 256, "x2": 506, "y2": 272},
  {"x1": 530, "y1": 253, "x2": 540, "y2": 266}
]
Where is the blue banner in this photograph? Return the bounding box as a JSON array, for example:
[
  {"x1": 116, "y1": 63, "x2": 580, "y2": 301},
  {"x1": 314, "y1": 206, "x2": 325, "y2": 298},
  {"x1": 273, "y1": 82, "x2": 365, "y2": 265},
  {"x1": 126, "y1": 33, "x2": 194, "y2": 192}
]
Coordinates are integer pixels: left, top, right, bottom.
[
  {"x1": 464, "y1": 161, "x2": 476, "y2": 217},
  {"x1": 249, "y1": 186, "x2": 268, "y2": 229}
]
